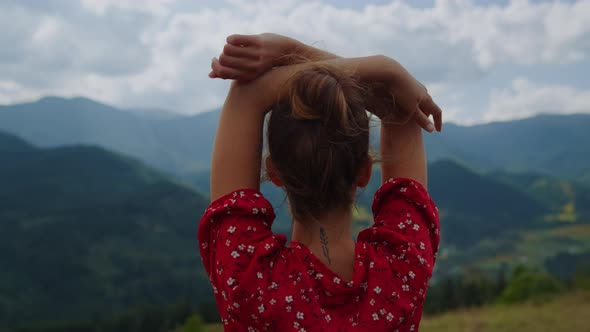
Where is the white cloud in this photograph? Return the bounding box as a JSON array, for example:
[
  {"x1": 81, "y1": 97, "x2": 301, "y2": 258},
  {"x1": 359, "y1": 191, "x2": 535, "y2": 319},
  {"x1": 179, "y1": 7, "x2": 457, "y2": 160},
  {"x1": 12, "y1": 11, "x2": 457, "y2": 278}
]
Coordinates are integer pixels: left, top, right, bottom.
[
  {"x1": 0, "y1": 0, "x2": 589, "y2": 120},
  {"x1": 485, "y1": 78, "x2": 590, "y2": 122}
]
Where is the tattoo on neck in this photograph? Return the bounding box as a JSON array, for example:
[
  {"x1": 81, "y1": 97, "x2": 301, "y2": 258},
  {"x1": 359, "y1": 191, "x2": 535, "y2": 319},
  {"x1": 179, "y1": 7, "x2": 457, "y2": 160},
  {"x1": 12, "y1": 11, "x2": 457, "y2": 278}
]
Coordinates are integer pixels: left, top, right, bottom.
[{"x1": 319, "y1": 226, "x2": 331, "y2": 265}]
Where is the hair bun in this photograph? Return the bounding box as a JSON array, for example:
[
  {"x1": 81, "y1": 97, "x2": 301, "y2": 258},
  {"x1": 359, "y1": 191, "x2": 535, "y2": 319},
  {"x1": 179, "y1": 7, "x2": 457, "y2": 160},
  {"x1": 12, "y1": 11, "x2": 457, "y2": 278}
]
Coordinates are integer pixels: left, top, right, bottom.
[{"x1": 282, "y1": 64, "x2": 367, "y2": 133}]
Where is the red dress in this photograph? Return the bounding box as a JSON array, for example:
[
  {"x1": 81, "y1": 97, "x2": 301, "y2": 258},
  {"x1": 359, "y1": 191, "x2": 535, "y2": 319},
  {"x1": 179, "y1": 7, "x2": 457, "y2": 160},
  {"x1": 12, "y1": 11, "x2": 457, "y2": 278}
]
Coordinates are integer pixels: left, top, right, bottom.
[{"x1": 198, "y1": 178, "x2": 440, "y2": 331}]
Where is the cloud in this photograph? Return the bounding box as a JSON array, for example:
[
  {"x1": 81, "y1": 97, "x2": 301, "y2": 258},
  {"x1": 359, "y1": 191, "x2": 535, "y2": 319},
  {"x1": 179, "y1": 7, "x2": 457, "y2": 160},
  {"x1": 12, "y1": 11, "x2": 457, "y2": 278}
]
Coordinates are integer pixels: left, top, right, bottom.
[
  {"x1": 485, "y1": 78, "x2": 590, "y2": 122},
  {"x1": 0, "y1": 0, "x2": 589, "y2": 120}
]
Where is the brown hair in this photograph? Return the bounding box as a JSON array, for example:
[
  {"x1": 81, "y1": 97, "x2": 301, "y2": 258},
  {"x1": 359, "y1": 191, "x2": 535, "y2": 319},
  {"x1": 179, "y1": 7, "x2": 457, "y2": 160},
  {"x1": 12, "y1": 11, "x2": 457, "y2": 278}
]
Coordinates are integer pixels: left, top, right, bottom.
[{"x1": 267, "y1": 63, "x2": 370, "y2": 223}]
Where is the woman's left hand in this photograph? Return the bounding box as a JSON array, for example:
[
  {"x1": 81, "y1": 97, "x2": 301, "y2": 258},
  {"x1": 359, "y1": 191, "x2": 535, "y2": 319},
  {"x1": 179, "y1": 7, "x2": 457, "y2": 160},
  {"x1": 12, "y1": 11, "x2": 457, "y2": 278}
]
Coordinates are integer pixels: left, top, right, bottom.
[{"x1": 209, "y1": 33, "x2": 293, "y2": 81}]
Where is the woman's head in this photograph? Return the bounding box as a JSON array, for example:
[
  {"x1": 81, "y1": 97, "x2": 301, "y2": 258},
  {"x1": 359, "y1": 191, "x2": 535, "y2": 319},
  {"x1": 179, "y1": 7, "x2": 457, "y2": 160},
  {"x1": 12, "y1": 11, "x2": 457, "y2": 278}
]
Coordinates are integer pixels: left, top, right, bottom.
[{"x1": 266, "y1": 63, "x2": 372, "y2": 223}]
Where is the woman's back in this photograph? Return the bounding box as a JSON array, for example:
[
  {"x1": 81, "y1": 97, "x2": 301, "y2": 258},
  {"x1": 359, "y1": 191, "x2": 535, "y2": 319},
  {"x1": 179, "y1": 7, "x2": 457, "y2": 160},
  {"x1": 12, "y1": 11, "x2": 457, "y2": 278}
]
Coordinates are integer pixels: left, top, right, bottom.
[{"x1": 198, "y1": 178, "x2": 439, "y2": 331}]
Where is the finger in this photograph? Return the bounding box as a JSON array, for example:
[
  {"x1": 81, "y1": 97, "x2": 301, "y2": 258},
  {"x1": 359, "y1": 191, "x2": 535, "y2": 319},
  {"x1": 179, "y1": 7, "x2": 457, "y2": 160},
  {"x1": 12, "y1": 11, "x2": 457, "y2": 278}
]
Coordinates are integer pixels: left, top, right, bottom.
[
  {"x1": 421, "y1": 97, "x2": 443, "y2": 132},
  {"x1": 219, "y1": 53, "x2": 258, "y2": 71},
  {"x1": 414, "y1": 108, "x2": 435, "y2": 133},
  {"x1": 227, "y1": 34, "x2": 260, "y2": 47},
  {"x1": 208, "y1": 71, "x2": 218, "y2": 78},
  {"x1": 223, "y1": 43, "x2": 259, "y2": 60},
  {"x1": 212, "y1": 57, "x2": 255, "y2": 80}
]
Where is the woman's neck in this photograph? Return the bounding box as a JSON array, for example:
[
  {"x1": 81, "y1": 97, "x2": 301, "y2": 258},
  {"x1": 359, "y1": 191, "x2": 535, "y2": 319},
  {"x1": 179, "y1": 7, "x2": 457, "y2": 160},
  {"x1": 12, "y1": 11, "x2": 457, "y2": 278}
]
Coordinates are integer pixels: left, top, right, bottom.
[{"x1": 291, "y1": 208, "x2": 356, "y2": 277}]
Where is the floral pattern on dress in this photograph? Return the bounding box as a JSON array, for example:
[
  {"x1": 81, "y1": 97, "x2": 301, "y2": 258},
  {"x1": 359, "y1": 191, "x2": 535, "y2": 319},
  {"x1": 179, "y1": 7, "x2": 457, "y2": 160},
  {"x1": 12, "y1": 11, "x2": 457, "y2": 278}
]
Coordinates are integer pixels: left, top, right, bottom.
[{"x1": 198, "y1": 178, "x2": 440, "y2": 331}]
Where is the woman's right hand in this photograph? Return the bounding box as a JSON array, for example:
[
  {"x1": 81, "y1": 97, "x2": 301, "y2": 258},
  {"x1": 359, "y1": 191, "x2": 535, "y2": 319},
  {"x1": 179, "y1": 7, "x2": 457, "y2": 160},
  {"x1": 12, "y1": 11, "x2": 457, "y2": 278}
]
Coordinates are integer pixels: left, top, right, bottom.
[{"x1": 209, "y1": 33, "x2": 295, "y2": 81}]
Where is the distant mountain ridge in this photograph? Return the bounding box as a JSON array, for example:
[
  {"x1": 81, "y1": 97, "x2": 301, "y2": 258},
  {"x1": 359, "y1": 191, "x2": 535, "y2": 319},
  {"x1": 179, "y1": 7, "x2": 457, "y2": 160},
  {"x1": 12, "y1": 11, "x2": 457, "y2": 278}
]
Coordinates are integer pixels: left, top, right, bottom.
[
  {"x1": 1, "y1": 96, "x2": 588, "y2": 185},
  {"x1": 0, "y1": 96, "x2": 219, "y2": 174}
]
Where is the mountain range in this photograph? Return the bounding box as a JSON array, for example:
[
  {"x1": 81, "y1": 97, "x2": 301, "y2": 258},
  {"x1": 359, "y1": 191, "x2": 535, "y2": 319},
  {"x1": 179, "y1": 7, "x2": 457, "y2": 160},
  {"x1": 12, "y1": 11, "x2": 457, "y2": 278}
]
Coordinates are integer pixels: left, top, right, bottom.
[{"x1": 1, "y1": 96, "x2": 589, "y2": 185}]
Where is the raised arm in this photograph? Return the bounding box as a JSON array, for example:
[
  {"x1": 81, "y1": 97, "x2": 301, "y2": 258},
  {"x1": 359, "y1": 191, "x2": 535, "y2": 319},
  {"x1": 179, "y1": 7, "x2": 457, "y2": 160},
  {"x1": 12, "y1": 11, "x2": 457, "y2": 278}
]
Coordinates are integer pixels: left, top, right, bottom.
[
  {"x1": 209, "y1": 33, "x2": 339, "y2": 81},
  {"x1": 379, "y1": 74, "x2": 442, "y2": 187}
]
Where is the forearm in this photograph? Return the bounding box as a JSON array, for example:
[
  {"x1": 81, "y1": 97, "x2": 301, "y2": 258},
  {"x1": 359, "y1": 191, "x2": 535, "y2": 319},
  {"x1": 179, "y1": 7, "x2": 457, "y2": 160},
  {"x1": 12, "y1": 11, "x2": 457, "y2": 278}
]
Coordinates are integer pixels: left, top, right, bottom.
[
  {"x1": 280, "y1": 37, "x2": 340, "y2": 64},
  {"x1": 210, "y1": 94, "x2": 265, "y2": 201},
  {"x1": 237, "y1": 55, "x2": 403, "y2": 111},
  {"x1": 380, "y1": 121, "x2": 427, "y2": 187}
]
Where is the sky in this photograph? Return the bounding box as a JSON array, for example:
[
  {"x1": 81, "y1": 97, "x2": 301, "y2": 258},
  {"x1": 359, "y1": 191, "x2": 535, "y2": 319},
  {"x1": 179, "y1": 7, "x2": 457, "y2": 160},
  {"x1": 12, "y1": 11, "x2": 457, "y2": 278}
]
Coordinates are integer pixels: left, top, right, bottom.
[{"x1": 0, "y1": 0, "x2": 588, "y2": 124}]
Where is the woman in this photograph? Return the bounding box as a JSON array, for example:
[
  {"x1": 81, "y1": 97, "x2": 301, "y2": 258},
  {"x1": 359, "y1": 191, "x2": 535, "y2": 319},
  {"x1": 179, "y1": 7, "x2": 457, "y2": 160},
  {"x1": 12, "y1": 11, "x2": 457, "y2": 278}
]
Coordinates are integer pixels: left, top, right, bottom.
[{"x1": 198, "y1": 33, "x2": 442, "y2": 331}]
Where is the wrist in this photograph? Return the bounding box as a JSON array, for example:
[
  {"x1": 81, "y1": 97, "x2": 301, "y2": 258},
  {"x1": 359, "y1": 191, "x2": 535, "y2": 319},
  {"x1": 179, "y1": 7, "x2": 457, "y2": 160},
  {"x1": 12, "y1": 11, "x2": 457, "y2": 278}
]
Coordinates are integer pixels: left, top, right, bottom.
[{"x1": 275, "y1": 37, "x2": 306, "y2": 66}]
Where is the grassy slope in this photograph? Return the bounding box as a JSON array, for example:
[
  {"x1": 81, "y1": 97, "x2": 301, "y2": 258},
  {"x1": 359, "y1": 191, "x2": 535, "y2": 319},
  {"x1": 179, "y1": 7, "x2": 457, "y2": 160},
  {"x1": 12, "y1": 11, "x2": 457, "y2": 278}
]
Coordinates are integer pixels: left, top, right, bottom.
[
  {"x1": 204, "y1": 291, "x2": 590, "y2": 332},
  {"x1": 420, "y1": 291, "x2": 590, "y2": 332}
]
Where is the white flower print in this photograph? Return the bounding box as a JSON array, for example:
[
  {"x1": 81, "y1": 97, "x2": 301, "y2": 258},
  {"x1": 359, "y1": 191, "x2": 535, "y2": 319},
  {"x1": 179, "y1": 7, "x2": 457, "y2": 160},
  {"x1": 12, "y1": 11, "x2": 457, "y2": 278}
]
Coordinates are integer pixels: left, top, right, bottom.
[
  {"x1": 297, "y1": 312, "x2": 304, "y2": 320},
  {"x1": 370, "y1": 298, "x2": 375, "y2": 306},
  {"x1": 374, "y1": 286, "x2": 382, "y2": 294},
  {"x1": 257, "y1": 272, "x2": 263, "y2": 279},
  {"x1": 269, "y1": 298, "x2": 276, "y2": 305},
  {"x1": 264, "y1": 243, "x2": 271, "y2": 250},
  {"x1": 247, "y1": 245, "x2": 255, "y2": 253},
  {"x1": 238, "y1": 244, "x2": 245, "y2": 251},
  {"x1": 286, "y1": 305, "x2": 292, "y2": 312},
  {"x1": 372, "y1": 313, "x2": 379, "y2": 320},
  {"x1": 225, "y1": 240, "x2": 231, "y2": 247},
  {"x1": 233, "y1": 302, "x2": 239, "y2": 308},
  {"x1": 227, "y1": 226, "x2": 236, "y2": 233},
  {"x1": 380, "y1": 308, "x2": 386, "y2": 315},
  {"x1": 227, "y1": 278, "x2": 235, "y2": 286},
  {"x1": 370, "y1": 261, "x2": 375, "y2": 268},
  {"x1": 254, "y1": 193, "x2": 260, "y2": 198},
  {"x1": 387, "y1": 312, "x2": 394, "y2": 321},
  {"x1": 400, "y1": 187, "x2": 407, "y2": 192},
  {"x1": 333, "y1": 277, "x2": 341, "y2": 284},
  {"x1": 261, "y1": 208, "x2": 267, "y2": 214},
  {"x1": 398, "y1": 222, "x2": 405, "y2": 229},
  {"x1": 413, "y1": 224, "x2": 420, "y2": 231},
  {"x1": 230, "y1": 251, "x2": 240, "y2": 258},
  {"x1": 258, "y1": 304, "x2": 265, "y2": 313},
  {"x1": 409, "y1": 271, "x2": 416, "y2": 279},
  {"x1": 402, "y1": 284, "x2": 410, "y2": 291},
  {"x1": 410, "y1": 324, "x2": 415, "y2": 331},
  {"x1": 325, "y1": 314, "x2": 331, "y2": 322},
  {"x1": 293, "y1": 322, "x2": 300, "y2": 328},
  {"x1": 315, "y1": 273, "x2": 323, "y2": 280},
  {"x1": 239, "y1": 191, "x2": 245, "y2": 197},
  {"x1": 270, "y1": 282, "x2": 278, "y2": 290},
  {"x1": 419, "y1": 242, "x2": 426, "y2": 250},
  {"x1": 253, "y1": 207, "x2": 259, "y2": 214},
  {"x1": 285, "y1": 295, "x2": 293, "y2": 303}
]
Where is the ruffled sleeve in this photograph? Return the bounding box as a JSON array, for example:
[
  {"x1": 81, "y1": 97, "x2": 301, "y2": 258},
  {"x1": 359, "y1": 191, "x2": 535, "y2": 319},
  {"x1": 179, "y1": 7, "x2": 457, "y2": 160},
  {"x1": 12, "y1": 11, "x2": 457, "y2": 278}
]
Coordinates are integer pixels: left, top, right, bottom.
[
  {"x1": 358, "y1": 178, "x2": 440, "y2": 307},
  {"x1": 197, "y1": 189, "x2": 286, "y2": 324}
]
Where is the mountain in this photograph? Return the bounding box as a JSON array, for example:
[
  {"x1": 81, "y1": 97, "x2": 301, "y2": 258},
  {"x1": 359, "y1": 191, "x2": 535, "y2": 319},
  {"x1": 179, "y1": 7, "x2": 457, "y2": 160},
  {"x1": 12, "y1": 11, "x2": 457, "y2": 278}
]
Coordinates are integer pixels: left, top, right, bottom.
[
  {"x1": 1, "y1": 97, "x2": 589, "y2": 185},
  {"x1": 0, "y1": 96, "x2": 218, "y2": 174},
  {"x1": 489, "y1": 170, "x2": 590, "y2": 222},
  {"x1": 427, "y1": 160, "x2": 546, "y2": 247},
  {"x1": 423, "y1": 114, "x2": 590, "y2": 184},
  {"x1": 0, "y1": 132, "x2": 211, "y2": 328}
]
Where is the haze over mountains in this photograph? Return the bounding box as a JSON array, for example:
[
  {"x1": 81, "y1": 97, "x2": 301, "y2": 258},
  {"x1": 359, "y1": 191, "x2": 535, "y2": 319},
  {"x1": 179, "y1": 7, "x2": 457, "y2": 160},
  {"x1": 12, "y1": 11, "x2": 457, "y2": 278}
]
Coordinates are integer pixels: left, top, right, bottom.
[
  {"x1": 1, "y1": 96, "x2": 589, "y2": 184},
  {"x1": 1, "y1": 96, "x2": 589, "y2": 328}
]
